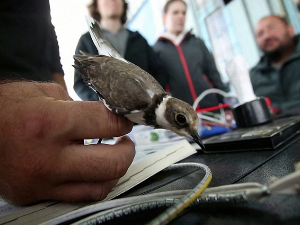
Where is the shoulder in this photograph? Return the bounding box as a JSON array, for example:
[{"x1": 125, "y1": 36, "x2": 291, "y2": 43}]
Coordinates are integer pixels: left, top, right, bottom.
[
  {"x1": 78, "y1": 32, "x2": 92, "y2": 42},
  {"x1": 76, "y1": 32, "x2": 94, "y2": 47},
  {"x1": 181, "y1": 34, "x2": 209, "y2": 56},
  {"x1": 295, "y1": 34, "x2": 300, "y2": 43},
  {"x1": 127, "y1": 30, "x2": 147, "y2": 43},
  {"x1": 295, "y1": 34, "x2": 300, "y2": 53},
  {"x1": 152, "y1": 39, "x2": 163, "y2": 49},
  {"x1": 181, "y1": 34, "x2": 208, "y2": 53},
  {"x1": 152, "y1": 35, "x2": 174, "y2": 49},
  {"x1": 249, "y1": 59, "x2": 268, "y2": 82},
  {"x1": 249, "y1": 66, "x2": 257, "y2": 78},
  {"x1": 250, "y1": 63, "x2": 261, "y2": 77},
  {"x1": 76, "y1": 31, "x2": 98, "y2": 54},
  {"x1": 152, "y1": 40, "x2": 172, "y2": 54},
  {"x1": 250, "y1": 55, "x2": 268, "y2": 73},
  {"x1": 188, "y1": 35, "x2": 206, "y2": 47}
]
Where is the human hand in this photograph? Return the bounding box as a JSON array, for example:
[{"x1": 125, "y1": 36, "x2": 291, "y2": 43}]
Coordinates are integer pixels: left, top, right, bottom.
[
  {"x1": 52, "y1": 72, "x2": 68, "y2": 91},
  {"x1": 0, "y1": 81, "x2": 135, "y2": 205}
]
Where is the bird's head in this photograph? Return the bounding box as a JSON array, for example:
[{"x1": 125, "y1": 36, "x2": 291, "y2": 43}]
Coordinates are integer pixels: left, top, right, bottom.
[{"x1": 155, "y1": 97, "x2": 205, "y2": 149}]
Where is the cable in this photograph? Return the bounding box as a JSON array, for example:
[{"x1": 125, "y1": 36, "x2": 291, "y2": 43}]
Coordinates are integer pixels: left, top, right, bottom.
[
  {"x1": 192, "y1": 88, "x2": 236, "y2": 110},
  {"x1": 44, "y1": 164, "x2": 300, "y2": 225},
  {"x1": 201, "y1": 114, "x2": 229, "y2": 126},
  {"x1": 42, "y1": 191, "x2": 187, "y2": 225},
  {"x1": 69, "y1": 163, "x2": 211, "y2": 225},
  {"x1": 269, "y1": 169, "x2": 300, "y2": 194},
  {"x1": 71, "y1": 192, "x2": 249, "y2": 225},
  {"x1": 45, "y1": 182, "x2": 269, "y2": 225},
  {"x1": 192, "y1": 88, "x2": 236, "y2": 126},
  {"x1": 44, "y1": 183, "x2": 264, "y2": 225},
  {"x1": 145, "y1": 163, "x2": 212, "y2": 225}
]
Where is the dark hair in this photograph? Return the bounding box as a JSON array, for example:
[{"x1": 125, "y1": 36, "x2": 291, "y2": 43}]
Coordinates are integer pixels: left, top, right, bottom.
[
  {"x1": 163, "y1": 0, "x2": 187, "y2": 14},
  {"x1": 260, "y1": 15, "x2": 289, "y2": 25},
  {"x1": 88, "y1": 0, "x2": 128, "y2": 24}
]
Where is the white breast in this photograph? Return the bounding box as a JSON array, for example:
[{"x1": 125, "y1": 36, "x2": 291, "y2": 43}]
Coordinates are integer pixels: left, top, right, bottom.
[{"x1": 125, "y1": 111, "x2": 147, "y2": 125}]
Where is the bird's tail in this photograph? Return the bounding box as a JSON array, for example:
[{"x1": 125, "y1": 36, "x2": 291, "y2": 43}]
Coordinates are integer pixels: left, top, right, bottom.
[
  {"x1": 73, "y1": 55, "x2": 94, "y2": 85},
  {"x1": 85, "y1": 16, "x2": 127, "y2": 63}
]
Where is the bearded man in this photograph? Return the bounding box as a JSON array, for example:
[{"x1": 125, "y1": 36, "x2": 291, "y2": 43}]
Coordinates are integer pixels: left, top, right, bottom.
[{"x1": 250, "y1": 15, "x2": 300, "y2": 113}]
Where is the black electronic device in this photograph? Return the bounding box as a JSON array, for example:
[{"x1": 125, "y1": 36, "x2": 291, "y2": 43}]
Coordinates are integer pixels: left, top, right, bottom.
[{"x1": 203, "y1": 116, "x2": 300, "y2": 153}]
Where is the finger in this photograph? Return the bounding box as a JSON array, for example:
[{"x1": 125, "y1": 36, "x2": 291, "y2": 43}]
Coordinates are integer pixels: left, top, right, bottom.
[
  {"x1": 56, "y1": 101, "x2": 133, "y2": 140},
  {"x1": 56, "y1": 136, "x2": 135, "y2": 182},
  {"x1": 48, "y1": 179, "x2": 118, "y2": 202}
]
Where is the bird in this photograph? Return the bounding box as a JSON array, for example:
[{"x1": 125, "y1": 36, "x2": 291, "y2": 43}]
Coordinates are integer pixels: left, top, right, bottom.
[{"x1": 73, "y1": 17, "x2": 205, "y2": 150}]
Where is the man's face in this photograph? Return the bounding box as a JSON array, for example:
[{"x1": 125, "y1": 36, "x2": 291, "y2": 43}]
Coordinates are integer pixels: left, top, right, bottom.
[
  {"x1": 255, "y1": 16, "x2": 294, "y2": 54},
  {"x1": 163, "y1": 1, "x2": 187, "y2": 36},
  {"x1": 97, "y1": 0, "x2": 123, "y2": 20}
]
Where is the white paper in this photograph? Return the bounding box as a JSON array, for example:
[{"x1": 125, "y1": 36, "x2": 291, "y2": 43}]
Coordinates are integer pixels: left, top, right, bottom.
[{"x1": 103, "y1": 140, "x2": 197, "y2": 201}]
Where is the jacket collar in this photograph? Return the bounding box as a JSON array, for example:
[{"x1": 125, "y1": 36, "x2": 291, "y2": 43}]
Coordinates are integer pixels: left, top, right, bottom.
[{"x1": 158, "y1": 30, "x2": 192, "y2": 46}]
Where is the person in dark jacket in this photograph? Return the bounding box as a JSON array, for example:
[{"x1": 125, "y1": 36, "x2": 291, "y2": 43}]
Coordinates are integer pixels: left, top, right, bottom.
[
  {"x1": 250, "y1": 15, "x2": 300, "y2": 113},
  {"x1": 153, "y1": 0, "x2": 227, "y2": 108},
  {"x1": 0, "y1": 0, "x2": 67, "y2": 90},
  {"x1": 74, "y1": 0, "x2": 161, "y2": 101}
]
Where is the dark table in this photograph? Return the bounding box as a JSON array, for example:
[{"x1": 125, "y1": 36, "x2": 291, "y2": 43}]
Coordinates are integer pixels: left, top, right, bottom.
[
  {"x1": 115, "y1": 123, "x2": 300, "y2": 225},
  {"x1": 184, "y1": 134, "x2": 300, "y2": 187},
  {"x1": 171, "y1": 135, "x2": 300, "y2": 225}
]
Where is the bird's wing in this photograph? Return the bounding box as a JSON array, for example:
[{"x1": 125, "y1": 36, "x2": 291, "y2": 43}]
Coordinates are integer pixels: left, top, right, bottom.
[
  {"x1": 85, "y1": 16, "x2": 128, "y2": 63},
  {"x1": 73, "y1": 55, "x2": 158, "y2": 114}
]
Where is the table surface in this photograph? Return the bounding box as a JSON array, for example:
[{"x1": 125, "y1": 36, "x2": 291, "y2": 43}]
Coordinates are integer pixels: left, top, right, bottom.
[
  {"x1": 175, "y1": 135, "x2": 300, "y2": 225},
  {"x1": 185, "y1": 134, "x2": 300, "y2": 187},
  {"x1": 118, "y1": 124, "x2": 300, "y2": 225}
]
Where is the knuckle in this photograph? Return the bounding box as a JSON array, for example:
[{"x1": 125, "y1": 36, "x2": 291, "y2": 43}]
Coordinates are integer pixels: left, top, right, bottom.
[
  {"x1": 23, "y1": 112, "x2": 45, "y2": 137},
  {"x1": 22, "y1": 110, "x2": 53, "y2": 140}
]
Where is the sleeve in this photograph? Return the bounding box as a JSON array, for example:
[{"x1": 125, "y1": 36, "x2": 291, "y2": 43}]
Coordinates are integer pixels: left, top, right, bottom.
[
  {"x1": 73, "y1": 35, "x2": 99, "y2": 101},
  {"x1": 48, "y1": 23, "x2": 64, "y2": 74},
  {"x1": 201, "y1": 40, "x2": 227, "y2": 92}
]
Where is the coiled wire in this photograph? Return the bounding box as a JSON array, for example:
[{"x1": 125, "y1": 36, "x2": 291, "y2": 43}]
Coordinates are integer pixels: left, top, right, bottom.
[
  {"x1": 146, "y1": 163, "x2": 212, "y2": 225},
  {"x1": 41, "y1": 163, "x2": 300, "y2": 225},
  {"x1": 72, "y1": 163, "x2": 212, "y2": 225}
]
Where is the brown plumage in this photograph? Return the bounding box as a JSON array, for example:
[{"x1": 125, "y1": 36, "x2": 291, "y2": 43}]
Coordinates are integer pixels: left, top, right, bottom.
[{"x1": 73, "y1": 54, "x2": 166, "y2": 114}]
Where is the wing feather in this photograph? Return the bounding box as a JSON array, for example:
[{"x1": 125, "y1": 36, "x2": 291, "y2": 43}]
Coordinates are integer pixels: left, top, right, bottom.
[{"x1": 85, "y1": 16, "x2": 128, "y2": 63}]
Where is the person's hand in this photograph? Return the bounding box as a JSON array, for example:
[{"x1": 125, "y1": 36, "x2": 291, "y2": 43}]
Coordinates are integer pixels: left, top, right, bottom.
[
  {"x1": 0, "y1": 81, "x2": 135, "y2": 205},
  {"x1": 52, "y1": 72, "x2": 68, "y2": 91}
]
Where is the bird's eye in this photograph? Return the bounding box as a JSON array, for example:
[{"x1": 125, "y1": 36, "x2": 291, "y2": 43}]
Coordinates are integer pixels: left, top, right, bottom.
[{"x1": 175, "y1": 113, "x2": 187, "y2": 125}]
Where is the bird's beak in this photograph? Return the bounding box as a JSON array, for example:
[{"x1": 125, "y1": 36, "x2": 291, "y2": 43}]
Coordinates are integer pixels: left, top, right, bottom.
[{"x1": 191, "y1": 131, "x2": 205, "y2": 150}]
